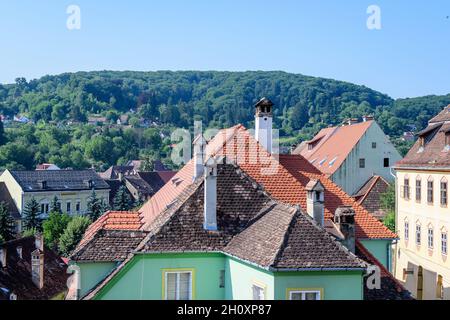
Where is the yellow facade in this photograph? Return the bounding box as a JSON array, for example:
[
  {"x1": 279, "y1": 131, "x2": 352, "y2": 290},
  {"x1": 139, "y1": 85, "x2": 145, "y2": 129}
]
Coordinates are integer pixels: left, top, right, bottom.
[
  {"x1": 0, "y1": 170, "x2": 109, "y2": 232},
  {"x1": 394, "y1": 169, "x2": 450, "y2": 300}
]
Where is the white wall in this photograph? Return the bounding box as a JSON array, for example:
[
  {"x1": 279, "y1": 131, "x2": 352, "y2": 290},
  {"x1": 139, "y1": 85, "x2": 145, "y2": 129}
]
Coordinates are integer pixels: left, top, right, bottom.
[{"x1": 331, "y1": 122, "x2": 402, "y2": 195}]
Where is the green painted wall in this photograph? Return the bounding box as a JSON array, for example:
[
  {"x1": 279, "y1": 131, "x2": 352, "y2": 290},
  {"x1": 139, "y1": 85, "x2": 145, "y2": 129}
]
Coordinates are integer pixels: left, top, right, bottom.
[
  {"x1": 274, "y1": 271, "x2": 364, "y2": 300},
  {"x1": 90, "y1": 253, "x2": 364, "y2": 300},
  {"x1": 360, "y1": 239, "x2": 391, "y2": 270},
  {"x1": 225, "y1": 257, "x2": 274, "y2": 299},
  {"x1": 78, "y1": 262, "x2": 117, "y2": 298},
  {"x1": 95, "y1": 253, "x2": 226, "y2": 300}
]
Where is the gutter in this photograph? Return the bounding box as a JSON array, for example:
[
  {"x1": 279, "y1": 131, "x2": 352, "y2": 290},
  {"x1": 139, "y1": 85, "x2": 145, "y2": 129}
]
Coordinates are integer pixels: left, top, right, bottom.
[
  {"x1": 268, "y1": 267, "x2": 366, "y2": 272},
  {"x1": 394, "y1": 166, "x2": 450, "y2": 172}
]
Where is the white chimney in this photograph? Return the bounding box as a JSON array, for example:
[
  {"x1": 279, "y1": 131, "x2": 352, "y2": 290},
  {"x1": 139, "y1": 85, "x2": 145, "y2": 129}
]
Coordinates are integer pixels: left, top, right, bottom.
[
  {"x1": 193, "y1": 134, "x2": 207, "y2": 181},
  {"x1": 255, "y1": 98, "x2": 274, "y2": 153},
  {"x1": 203, "y1": 157, "x2": 218, "y2": 231},
  {"x1": 32, "y1": 233, "x2": 45, "y2": 289},
  {"x1": 305, "y1": 179, "x2": 325, "y2": 226}
]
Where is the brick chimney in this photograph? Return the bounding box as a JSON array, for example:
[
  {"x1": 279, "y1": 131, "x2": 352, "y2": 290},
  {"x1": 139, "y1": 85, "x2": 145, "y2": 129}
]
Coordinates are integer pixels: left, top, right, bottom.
[
  {"x1": 305, "y1": 179, "x2": 325, "y2": 226},
  {"x1": 254, "y1": 98, "x2": 274, "y2": 153},
  {"x1": 203, "y1": 157, "x2": 218, "y2": 231},
  {"x1": 334, "y1": 206, "x2": 356, "y2": 253},
  {"x1": 193, "y1": 134, "x2": 207, "y2": 181},
  {"x1": 31, "y1": 234, "x2": 44, "y2": 289}
]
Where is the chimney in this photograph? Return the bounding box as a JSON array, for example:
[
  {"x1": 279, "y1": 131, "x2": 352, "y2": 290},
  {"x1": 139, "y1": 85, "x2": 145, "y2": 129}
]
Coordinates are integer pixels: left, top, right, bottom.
[
  {"x1": 362, "y1": 115, "x2": 374, "y2": 122},
  {"x1": 31, "y1": 248, "x2": 44, "y2": 289},
  {"x1": 203, "y1": 157, "x2": 218, "y2": 231},
  {"x1": 254, "y1": 98, "x2": 274, "y2": 153},
  {"x1": 348, "y1": 118, "x2": 359, "y2": 125},
  {"x1": 193, "y1": 134, "x2": 207, "y2": 181},
  {"x1": 334, "y1": 206, "x2": 356, "y2": 253},
  {"x1": 0, "y1": 248, "x2": 6, "y2": 268},
  {"x1": 305, "y1": 179, "x2": 325, "y2": 226},
  {"x1": 35, "y1": 233, "x2": 44, "y2": 251}
]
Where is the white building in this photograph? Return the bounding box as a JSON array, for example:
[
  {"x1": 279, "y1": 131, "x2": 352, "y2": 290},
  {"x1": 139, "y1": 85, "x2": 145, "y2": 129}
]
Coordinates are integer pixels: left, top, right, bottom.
[{"x1": 293, "y1": 117, "x2": 402, "y2": 196}]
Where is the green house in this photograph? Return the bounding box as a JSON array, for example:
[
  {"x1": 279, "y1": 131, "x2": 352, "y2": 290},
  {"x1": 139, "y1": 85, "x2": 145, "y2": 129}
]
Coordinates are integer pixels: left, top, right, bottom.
[{"x1": 72, "y1": 162, "x2": 368, "y2": 300}]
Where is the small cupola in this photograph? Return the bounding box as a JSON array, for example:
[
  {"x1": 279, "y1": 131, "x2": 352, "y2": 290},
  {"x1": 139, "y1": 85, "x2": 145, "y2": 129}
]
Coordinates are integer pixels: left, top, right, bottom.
[
  {"x1": 254, "y1": 98, "x2": 274, "y2": 153},
  {"x1": 305, "y1": 179, "x2": 325, "y2": 226}
]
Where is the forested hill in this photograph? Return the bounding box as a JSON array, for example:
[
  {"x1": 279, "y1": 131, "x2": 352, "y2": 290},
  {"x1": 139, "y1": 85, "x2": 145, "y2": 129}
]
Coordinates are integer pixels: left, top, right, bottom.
[
  {"x1": 0, "y1": 71, "x2": 449, "y2": 171},
  {"x1": 1, "y1": 71, "x2": 449, "y2": 138}
]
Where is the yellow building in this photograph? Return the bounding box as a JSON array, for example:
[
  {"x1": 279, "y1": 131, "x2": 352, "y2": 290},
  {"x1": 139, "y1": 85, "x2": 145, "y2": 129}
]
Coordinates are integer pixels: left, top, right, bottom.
[
  {"x1": 0, "y1": 169, "x2": 110, "y2": 232},
  {"x1": 394, "y1": 105, "x2": 450, "y2": 300}
]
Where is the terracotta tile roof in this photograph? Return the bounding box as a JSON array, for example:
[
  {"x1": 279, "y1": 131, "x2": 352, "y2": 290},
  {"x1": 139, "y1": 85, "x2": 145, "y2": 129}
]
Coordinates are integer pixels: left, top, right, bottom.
[
  {"x1": 76, "y1": 211, "x2": 142, "y2": 249},
  {"x1": 429, "y1": 105, "x2": 450, "y2": 123},
  {"x1": 70, "y1": 230, "x2": 147, "y2": 262},
  {"x1": 139, "y1": 124, "x2": 396, "y2": 240},
  {"x1": 278, "y1": 154, "x2": 396, "y2": 239},
  {"x1": 396, "y1": 119, "x2": 450, "y2": 169},
  {"x1": 82, "y1": 163, "x2": 367, "y2": 299},
  {"x1": 0, "y1": 236, "x2": 68, "y2": 300},
  {"x1": 355, "y1": 241, "x2": 413, "y2": 300},
  {"x1": 293, "y1": 121, "x2": 373, "y2": 176}
]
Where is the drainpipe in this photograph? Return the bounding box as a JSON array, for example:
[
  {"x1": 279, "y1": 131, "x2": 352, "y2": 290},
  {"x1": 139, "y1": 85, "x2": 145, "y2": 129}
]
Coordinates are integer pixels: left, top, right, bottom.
[{"x1": 390, "y1": 166, "x2": 398, "y2": 276}]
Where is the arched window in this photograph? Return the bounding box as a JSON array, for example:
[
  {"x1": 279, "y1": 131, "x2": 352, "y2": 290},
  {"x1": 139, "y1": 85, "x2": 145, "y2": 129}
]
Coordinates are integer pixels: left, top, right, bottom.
[
  {"x1": 416, "y1": 175, "x2": 422, "y2": 202},
  {"x1": 428, "y1": 224, "x2": 434, "y2": 249},
  {"x1": 441, "y1": 177, "x2": 448, "y2": 206},
  {"x1": 427, "y1": 176, "x2": 434, "y2": 204},
  {"x1": 416, "y1": 221, "x2": 422, "y2": 246},
  {"x1": 441, "y1": 228, "x2": 448, "y2": 256},
  {"x1": 404, "y1": 219, "x2": 409, "y2": 241}
]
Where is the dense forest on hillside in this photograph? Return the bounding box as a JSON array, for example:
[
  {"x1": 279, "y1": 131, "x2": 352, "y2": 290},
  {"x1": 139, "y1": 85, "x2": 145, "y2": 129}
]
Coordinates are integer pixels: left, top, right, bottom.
[{"x1": 0, "y1": 71, "x2": 449, "y2": 170}]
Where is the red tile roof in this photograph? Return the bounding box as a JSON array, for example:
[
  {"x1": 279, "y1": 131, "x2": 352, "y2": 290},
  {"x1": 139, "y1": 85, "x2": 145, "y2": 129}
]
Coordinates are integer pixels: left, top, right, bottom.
[
  {"x1": 139, "y1": 124, "x2": 396, "y2": 240},
  {"x1": 294, "y1": 121, "x2": 373, "y2": 176},
  {"x1": 78, "y1": 211, "x2": 142, "y2": 248}
]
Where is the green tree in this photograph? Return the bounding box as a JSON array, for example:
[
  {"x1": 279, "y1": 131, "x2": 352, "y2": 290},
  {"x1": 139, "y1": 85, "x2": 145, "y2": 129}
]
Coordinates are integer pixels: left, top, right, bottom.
[
  {"x1": 0, "y1": 119, "x2": 5, "y2": 145},
  {"x1": 22, "y1": 227, "x2": 39, "y2": 238},
  {"x1": 0, "y1": 202, "x2": 15, "y2": 242},
  {"x1": 86, "y1": 189, "x2": 108, "y2": 221},
  {"x1": 113, "y1": 185, "x2": 133, "y2": 211},
  {"x1": 381, "y1": 184, "x2": 396, "y2": 233},
  {"x1": 23, "y1": 197, "x2": 42, "y2": 231},
  {"x1": 58, "y1": 216, "x2": 91, "y2": 257},
  {"x1": 50, "y1": 195, "x2": 61, "y2": 214},
  {"x1": 43, "y1": 211, "x2": 72, "y2": 250}
]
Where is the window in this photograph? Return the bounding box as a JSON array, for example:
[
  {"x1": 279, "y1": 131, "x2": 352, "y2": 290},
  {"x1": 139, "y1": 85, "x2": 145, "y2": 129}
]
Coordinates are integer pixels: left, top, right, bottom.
[
  {"x1": 416, "y1": 179, "x2": 422, "y2": 202},
  {"x1": 428, "y1": 180, "x2": 434, "y2": 204},
  {"x1": 57, "y1": 202, "x2": 61, "y2": 211},
  {"x1": 372, "y1": 142, "x2": 377, "y2": 149},
  {"x1": 76, "y1": 201, "x2": 81, "y2": 213},
  {"x1": 252, "y1": 284, "x2": 265, "y2": 300},
  {"x1": 416, "y1": 224, "x2": 421, "y2": 246},
  {"x1": 40, "y1": 203, "x2": 49, "y2": 214},
  {"x1": 428, "y1": 227, "x2": 434, "y2": 249},
  {"x1": 219, "y1": 270, "x2": 225, "y2": 288},
  {"x1": 404, "y1": 221, "x2": 409, "y2": 241},
  {"x1": 384, "y1": 158, "x2": 390, "y2": 167},
  {"x1": 66, "y1": 202, "x2": 71, "y2": 213},
  {"x1": 289, "y1": 290, "x2": 321, "y2": 300},
  {"x1": 441, "y1": 181, "x2": 448, "y2": 206},
  {"x1": 442, "y1": 232, "x2": 448, "y2": 255},
  {"x1": 359, "y1": 158, "x2": 366, "y2": 168},
  {"x1": 404, "y1": 178, "x2": 410, "y2": 200},
  {"x1": 164, "y1": 270, "x2": 193, "y2": 300}
]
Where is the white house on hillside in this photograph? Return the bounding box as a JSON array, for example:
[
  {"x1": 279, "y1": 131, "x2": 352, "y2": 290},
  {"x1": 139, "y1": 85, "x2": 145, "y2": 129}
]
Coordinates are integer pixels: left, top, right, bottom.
[{"x1": 293, "y1": 117, "x2": 402, "y2": 196}]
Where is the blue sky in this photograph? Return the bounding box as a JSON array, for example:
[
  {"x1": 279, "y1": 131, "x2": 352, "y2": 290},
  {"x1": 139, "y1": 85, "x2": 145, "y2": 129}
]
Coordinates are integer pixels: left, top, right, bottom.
[{"x1": 0, "y1": 0, "x2": 449, "y2": 98}]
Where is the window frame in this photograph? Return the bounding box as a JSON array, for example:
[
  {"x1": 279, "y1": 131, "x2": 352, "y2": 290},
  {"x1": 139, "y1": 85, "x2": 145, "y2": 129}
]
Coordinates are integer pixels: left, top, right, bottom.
[
  {"x1": 416, "y1": 224, "x2": 422, "y2": 246},
  {"x1": 440, "y1": 180, "x2": 448, "y2": 207},
  {"x1": 442, "y1": 232, "x2": 448, "y2": 256},
  {"x1": 359, "y1": 158, "x2": 366, "y2": 169},
  {"x1": 428, "y1": 227, "x2": 434, "y2": 249},
  {"x1": 416, "y1": 178, "x2": 422, "y2": 202},
  {"x1": 252, "y1": 281, "x2": 266, "y2": 301},
  {"x1": 162, "y1": 269, "x2": 195, "y2": 300},
  {"x1": 427, "y1": 179, "x2": 434, "y2": 204},
  {"x1": 287, "y1": 288, "x2": 323, "y2": 300},
  {"x1": 404, "y1": 220, "x2": 409, "y2": 241},
  {"x1": 404, "y1": 178, "x2": 410, "y2": 200}
]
